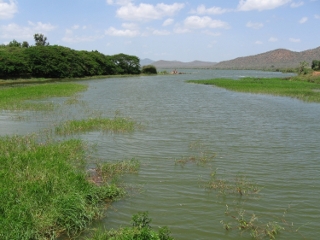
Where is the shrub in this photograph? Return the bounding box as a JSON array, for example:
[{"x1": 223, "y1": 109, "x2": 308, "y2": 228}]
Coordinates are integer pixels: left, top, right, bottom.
[{"x1": 141, "y1": 65, "x2": 157, "y2": 74}]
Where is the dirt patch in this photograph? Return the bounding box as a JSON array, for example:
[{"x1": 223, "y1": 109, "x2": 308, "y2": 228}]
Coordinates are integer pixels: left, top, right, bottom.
[{"x1": 312, "y1": 71, "x2": 320, "y2": 76}]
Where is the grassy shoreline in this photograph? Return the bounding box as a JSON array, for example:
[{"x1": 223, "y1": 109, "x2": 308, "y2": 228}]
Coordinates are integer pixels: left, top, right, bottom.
[{"x1": 187, "y1": 75, "x2": 320, "y2": 103}]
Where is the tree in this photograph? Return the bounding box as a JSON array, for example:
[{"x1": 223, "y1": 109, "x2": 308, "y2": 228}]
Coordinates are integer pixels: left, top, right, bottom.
[
  {"x1": 8, "y1": 39, "x2": 21, "y2": 47},
  {"x1": 311, "y1": 60, "x2": 320, "y2": 71},
  {"x1": 141, "y1": 65, "x2": 157, "y2": 74},
  {"x1": 34, "y1": 33, "x2": 49, "y2": 46},
  {"x1": 298, "y1": 61, "x2": 309, "y2": 75},
  {"x1": 22, "y1": 41, "x2": 29, "y2": 48}
]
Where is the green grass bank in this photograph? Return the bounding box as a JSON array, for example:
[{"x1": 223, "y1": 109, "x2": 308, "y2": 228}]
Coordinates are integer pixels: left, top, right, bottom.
[{"x1": 187, "y1": 75, "x2": 320, "y2": 103}]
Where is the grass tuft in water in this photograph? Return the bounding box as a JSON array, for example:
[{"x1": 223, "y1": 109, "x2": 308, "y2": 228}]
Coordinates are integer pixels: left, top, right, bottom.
[
  {"x1": 221, "y1": 206, "x2": 284, "y2": 240},
  {"x1": 187, "y1": 77, "x2": 320, "y2": 102},
  {"x1": 206, "y1": 170, "x2": 261, "y2": 197},
  {"x1": 55, "y1": 117, "x2": 136, "y2": 135},
  {"x1": 0, "y1": 134, "x2": 123, "y2": 239},
  {"x1": 86, "y1": 212, "x2": 174, "y2": 240},
  {"x1": 175, "y1": 141, "x2": 216, "y2": 166}
]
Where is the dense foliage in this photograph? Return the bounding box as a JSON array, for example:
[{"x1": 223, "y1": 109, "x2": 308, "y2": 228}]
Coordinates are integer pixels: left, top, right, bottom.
[
  {"x1": 0, "y1": 37, "x2": 141, "y2": 79},
  {"x1": 311, "y1": 60, "x2": 320, "y2": 70},
  {"x1": 141, "y1": 65, "x2": 157, "y2": 74}
]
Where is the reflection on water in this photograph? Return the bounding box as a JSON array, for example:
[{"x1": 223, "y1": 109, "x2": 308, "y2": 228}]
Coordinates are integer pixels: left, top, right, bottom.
[{"x1": 1, "y1": 70, "x2": 319, "y2": 239}]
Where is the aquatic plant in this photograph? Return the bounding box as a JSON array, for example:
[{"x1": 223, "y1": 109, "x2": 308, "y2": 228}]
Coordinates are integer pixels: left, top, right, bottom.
[
  {"x1": 86, "y1": 212, "x2": 174, "y2": 240},
  {"x1": 206, "y1": 170, "x2": 261, "y2": 197},
  {"x1": 55, "y1": 117, "x2": 136, "y2": 135},
  {"x1": 221, "y1": 206, "x2": 284, "y2": 240},
  {"x1": 175, "y1": 141, "x2": 216, "y2": 166}
]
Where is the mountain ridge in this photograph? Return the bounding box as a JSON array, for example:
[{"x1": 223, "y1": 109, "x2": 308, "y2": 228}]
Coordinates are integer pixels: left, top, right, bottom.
[{"x1": 140, "y1": 46, "x2": 320, "y2": 69}]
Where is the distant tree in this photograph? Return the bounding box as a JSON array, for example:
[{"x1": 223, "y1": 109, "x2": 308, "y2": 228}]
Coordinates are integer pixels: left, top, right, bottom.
[
  {"x1": 141, "y1": 65, "x2": 157, "y2": 74},
  {"x1": 34, "y1": 33, "x2": 49, "y2": 46},
  {"x1": 298, "y1": 61, "x2": 309, "y2": 75},
  {"x1": 22, "y1": 41, "x2": 29, "y2": 48},
  {"x1": 112, "y1": 53, "x2": 141, "y2": 74},
  {"x1": 311, "y1": 60, "x2": 320, "y2": 71},
  {"x1": 8, "y1": 39, "x2": 21, "y2": 47}
]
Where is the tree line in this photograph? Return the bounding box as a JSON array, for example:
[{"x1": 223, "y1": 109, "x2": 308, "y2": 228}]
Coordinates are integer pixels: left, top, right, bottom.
[{"x1": 0, "y1": 34, "x2": 141, "y2": 79}]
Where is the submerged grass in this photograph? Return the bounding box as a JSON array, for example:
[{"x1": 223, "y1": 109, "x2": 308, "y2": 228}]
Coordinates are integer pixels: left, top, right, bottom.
[
  {"x1": 55, "y1": 117, "x2": 136, "y2": 135},
  {"x1": 0, "y1": 134, "x2": 124, "y2": 239},
  {"x1": 0, "y1": 82, "x2": 87, "y2": 110},
  {"x1": 187, "y1": 76, "x2": 320, "y2": 102}
]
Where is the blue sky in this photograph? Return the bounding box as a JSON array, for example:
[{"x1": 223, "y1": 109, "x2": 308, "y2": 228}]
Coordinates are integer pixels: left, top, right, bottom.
[{"x1": 1, "y1": 0, "x2": 319, "y2": 62}]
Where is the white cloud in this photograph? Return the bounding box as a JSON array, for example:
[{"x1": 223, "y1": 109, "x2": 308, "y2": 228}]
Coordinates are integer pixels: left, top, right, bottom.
[
  {"x1": 246, "y1": 21, "x2": 264, "y2": 29},
  {"x1": 269, "y1": 37, "x2": 278, "y2": 42},
  {"x1": 162, "y1": 18, "x2": 174, "y2": 26},
  {"x1": 0, "y1": 21, "x2": 56, "y2": 40},
  {"x1": 62, "y1": 28, "x2": 103, "y2": 43},
  {"x1": 255, "y1": 40, "x2": 263, "y2": 44},
  {"x1": 184, "y1": 16, "x2": 229, "y2": 29},
  {"x1": 237, "y1": 0, "x2": 291, "y2": 11},
  {"x1": 0, "y1": 0, "x2": 17, "y2": 19},
  {"x1": 107, "y1": 0, "x2": 132, "y2": 5},
  {"x1": 315, "y1": 14, "x2": 320, "y2": 19},
  {"x1": 105, "y1": 27, "x2": 139, "y2": 37},
  {"x1": 289, "y1": 38, "x2": 301, "y2": 42},
  {"x1": 116, "y1": 2, "x2": 184, "y2": 21},
  {"x1": 299, "y1": 17, "x2": 308, "y2": 23},
  {"x1": 202, "y1": 30, "x2": 221, "y2": 36},
  {"x1": 192, "y1": 4, "x2": 229, "y2": 15},
  {"x1": 290, "y1": 1, "x2": 304, "y2": 7},
  {"x1": 152, "y1": 29, "x2": 170, "y2": 35}
]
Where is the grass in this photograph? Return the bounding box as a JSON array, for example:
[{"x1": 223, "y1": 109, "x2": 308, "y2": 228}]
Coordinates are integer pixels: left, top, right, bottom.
[
  {"x1": 55, "y1": 117, "x2": 137, "y2": 135},
  {"x1": 187, "y1": 76, "x2": 320, "y2": 102},
  {"x1": 221, "y1": 206, "x2": 284, "y2": 240},
  {"x1": 0, "y1": 134, "x2": 126, "y2": 239},
  {"x1": 175, "y1": 141, "x2": 216, "y2": 166},
  {"x1": 206, "y1": 170, "x2": 261, "y2": 197},
  {"x1": 86, "y1": 212, "x2": 174, "y2": 240},
  {"x1": 0, "y1": 82, "x2": 87, "y2": 110}
]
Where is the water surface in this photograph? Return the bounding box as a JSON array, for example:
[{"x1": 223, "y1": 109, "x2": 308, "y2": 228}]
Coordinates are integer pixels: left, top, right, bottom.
[{"x1": 1, "y1": 70, "x2": 319, "y2": 239}]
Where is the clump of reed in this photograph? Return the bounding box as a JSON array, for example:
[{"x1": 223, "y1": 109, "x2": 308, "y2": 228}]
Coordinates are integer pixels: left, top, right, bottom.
[
  {"x1": 55, "y1": 117, "x2": 137, "y2": 135},
  {"x1": 0, "y1": 134, "x2": 123, "y2": 239},
  {"x1": 86, "y1": 212, "x2": 174, "y2": 240},
  {"x1": 206, "y1": 170, "x2": 261, "y2": 197},
  {"x1": 187, "y1": 77, "x2": 320, "y2": 103},
  {"x1": 0, "y1": 82, "x2": 87, "y2": 110},
  {"x1": 221, "y1": 206, "x2": 284, "y2": 240},
  {"x1": 175, "y1": 141, "x2": 216, "y2": 166}
]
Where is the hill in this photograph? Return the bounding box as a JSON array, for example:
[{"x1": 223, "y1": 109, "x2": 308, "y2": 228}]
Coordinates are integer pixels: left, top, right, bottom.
[
  {"x1": 213, "y1": 46, "x2": 320, "y2": 70},
  {"x1": 151, "y1": 60, "x2": 217, "y2": 69}
]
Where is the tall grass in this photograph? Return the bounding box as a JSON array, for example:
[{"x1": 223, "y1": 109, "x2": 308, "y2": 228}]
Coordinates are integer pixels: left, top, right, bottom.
[
  {"x1": 0, "y1": 82, "x2": 87, "y2": 110},
  {"x1": 0, "y1": 135, "x2": 123, "y2": 239},
  {"x1": 187, "y1": 77, "x2": 320, "y2": 102}
]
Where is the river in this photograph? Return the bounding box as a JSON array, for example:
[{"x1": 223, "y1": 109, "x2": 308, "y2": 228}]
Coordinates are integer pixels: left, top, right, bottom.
[{"x1": 1, "y1": 69, "x2": 319, "y2": 239}]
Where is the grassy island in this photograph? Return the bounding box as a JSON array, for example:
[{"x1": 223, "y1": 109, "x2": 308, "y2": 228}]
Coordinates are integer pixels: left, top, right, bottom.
[{"x1": 187, "y1": 73, "x2": 320, "y2": 103}]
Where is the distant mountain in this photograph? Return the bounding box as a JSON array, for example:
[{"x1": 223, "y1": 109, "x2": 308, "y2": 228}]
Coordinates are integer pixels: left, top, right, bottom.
[
  {"x1": 152, "y1": 60, "x2": 217, "y2": 69},
  {"x1": 213, "y1": 46, "x2": 320, "y2": 70},
  {"x1": 140, "y1": 58, "x2": 154, "y2": 66}
]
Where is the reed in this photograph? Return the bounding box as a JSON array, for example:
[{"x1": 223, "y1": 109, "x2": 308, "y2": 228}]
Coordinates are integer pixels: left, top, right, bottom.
[
  {"x1": 187, "y1": 77, "x2": 320, "y2": 102},
  {"x1": 0, "y1": 82, "x2": 87, "y2": 110},
  {"x1": 206, "y1": 170, "x2": 261, "y2": 197},
  {"x1": 221, "y1": 206, "x2": 284, "y2": 240}
]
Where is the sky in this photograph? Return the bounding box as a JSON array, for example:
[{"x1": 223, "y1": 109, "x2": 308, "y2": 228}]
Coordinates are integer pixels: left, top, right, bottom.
[{"x1": 0, "y1": 0, "x2": 319, "y2": 62}]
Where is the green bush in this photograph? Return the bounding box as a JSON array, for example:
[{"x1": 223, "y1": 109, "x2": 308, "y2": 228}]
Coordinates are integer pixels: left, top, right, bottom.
[{"x1": 141, "y1": 65, "x2": 157, "y2": 74}]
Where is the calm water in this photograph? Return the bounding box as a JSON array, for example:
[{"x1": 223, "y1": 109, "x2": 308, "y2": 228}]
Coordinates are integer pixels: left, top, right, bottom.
[{"x1": 1, "y1": 70, "x2": 319, "y2": 239}]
